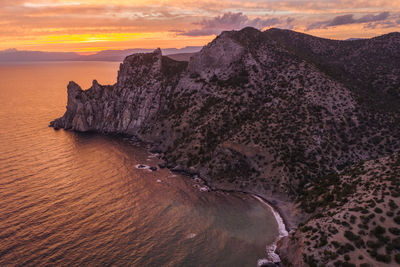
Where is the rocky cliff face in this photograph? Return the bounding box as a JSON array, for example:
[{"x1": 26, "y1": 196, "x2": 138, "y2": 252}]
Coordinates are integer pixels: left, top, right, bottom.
[
  {"x1": 51, "y1": 27, "x2": 400, "y2": 228},
  {"x1": 51, "y1": 48, "x2": 187, "y2": 134}
]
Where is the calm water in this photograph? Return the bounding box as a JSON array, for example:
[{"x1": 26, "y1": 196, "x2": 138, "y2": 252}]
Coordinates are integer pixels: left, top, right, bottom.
[{"x1": 0, "y1": 61, "x2": 278, "y2": 266}]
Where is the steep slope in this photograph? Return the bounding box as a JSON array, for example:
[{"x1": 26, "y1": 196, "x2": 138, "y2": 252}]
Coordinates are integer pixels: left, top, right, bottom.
[
  {"x1": 277, "y1": 153, "x2": 400, "y2": 267},
  {"x1": 265, "y1": 29, "x2": 400, "y2": 113},
  {"x1": 50, "y1": 28, "x2": 400, "y2": 228}
]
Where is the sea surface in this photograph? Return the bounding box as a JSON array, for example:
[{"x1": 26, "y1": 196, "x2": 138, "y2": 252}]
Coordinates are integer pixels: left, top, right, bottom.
[{"x1": 0, "y1": 61, "x2": 279, "y2": 266}]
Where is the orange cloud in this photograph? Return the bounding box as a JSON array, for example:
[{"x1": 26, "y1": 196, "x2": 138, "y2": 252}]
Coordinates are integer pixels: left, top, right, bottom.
[{"x1": 0, "y1": 0, "x2": 399, "y2": 52}]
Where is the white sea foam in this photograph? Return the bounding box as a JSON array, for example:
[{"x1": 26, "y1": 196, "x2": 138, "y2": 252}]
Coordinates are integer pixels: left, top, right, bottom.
[
  {"x1": 199, "y1": 186, "x2": 209, "y2": 192},
  {"x1": 193, "y1": 184, "x2": 210, "y2": 192},
  {"x1": 135, "y1": 164, "x2": 157, "y2": 172},
  {"x1": 257, "y1": 258, "x2": 270, "y2": 267},
  {"x1": 254, "y1": 195, "x2": 288, "y2": 264},
  {"x1": 186, "y1": 233, "x2": 197, "y2": 239},
  {"x1": 135, "y1": 164, "x2": 150, "y2": 170}
]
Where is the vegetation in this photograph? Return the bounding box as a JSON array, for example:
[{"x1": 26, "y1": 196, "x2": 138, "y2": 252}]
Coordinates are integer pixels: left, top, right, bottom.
[{"x1": 285, "y1": 153, "x2": 400, "y2": 266}]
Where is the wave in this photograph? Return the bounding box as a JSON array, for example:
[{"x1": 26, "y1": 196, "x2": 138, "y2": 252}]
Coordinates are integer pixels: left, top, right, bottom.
[{"x1": 253, "y1": 195, "x2": 288, "y2": 265}]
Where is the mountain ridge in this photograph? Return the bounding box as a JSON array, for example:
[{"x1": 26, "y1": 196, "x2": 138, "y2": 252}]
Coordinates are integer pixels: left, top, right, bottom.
[
  {"x1": 0, "y1": 46, "x2": 202, "y2": 62},
  {"x1": 50, "y1": 27, "x2": 400, "y2": 266},
  {"x1": 50, "y1": 25, "x2": 400, "y2": 203}
]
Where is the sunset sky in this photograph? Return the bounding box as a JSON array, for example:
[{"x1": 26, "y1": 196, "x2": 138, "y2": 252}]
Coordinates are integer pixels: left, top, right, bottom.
[{"x1": 0, "y1": 0, "x2": 399, "y2": 53}]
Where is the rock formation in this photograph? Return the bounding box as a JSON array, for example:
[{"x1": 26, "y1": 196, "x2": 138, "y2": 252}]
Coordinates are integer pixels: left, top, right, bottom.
[{"x1": 51, "y1": 27, "x2": 400, "y2": 265}]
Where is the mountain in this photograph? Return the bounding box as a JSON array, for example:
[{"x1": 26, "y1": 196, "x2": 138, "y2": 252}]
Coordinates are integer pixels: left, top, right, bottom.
[
  {"x1": 345, "y1": 38, "x2": 366, "y2": 41},
  {"x1": 50, "y1": 27, "x2": 400, "y2": 265},
  {"x1": 82, "y1": 46, "x2": 201, "y2": 62},
  {"x1": 0, "y1": 46, "x2": 201, "y2": 62},
  {"x1": 0, "y1": 49, "x2": 81, "y2": 61}
]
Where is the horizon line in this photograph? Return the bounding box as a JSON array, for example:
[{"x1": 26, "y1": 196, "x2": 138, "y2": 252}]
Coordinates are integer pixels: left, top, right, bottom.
[{"x1": 1, "y1": 27, "x2": 399, "y2": 54}]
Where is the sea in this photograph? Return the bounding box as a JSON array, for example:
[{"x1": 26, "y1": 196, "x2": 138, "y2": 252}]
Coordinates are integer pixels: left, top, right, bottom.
[{"x1": 0, "y1": 61, "x2": 279, "y2": 266}]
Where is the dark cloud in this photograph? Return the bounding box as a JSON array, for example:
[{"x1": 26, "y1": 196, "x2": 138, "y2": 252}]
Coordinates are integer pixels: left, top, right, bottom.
[
  {"x1": 326, "y1": 14, "x2": 354, "y2": 26},
  {"x1": 307, "y1": 12, "x2": 391, "y2": 30},
  {"x1": 180, "y1": 12, "x2": 286, "y2": 36},
  {"x1": 364, "y1": 14, "x2": 400, "y2": 29},
  {"x1": 357, "y1": 12, "x2": 390, "y2": 23}
]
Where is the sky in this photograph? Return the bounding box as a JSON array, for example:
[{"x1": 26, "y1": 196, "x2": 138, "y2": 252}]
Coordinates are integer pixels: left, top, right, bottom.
[{"x1": 0, "y1": 0, "x2": 399, "y2": 53}]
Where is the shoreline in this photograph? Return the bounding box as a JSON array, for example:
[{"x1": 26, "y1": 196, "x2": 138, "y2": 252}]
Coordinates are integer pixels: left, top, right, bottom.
[
  {"x1": 57, "y1": 132, "x2": 298, "y2": 265},
  {"x1": 135, "y1": 158, "x2": 291, "y2": 265},
  {"x1": 164, "y1": 165, "x2": 294, "y2": 265},
  {"x1": 253, "y1": 195, "x2": 289, "y2": 265},
  {"x1": 166, "y1": 166, "x2": 295, "y2": 231}
]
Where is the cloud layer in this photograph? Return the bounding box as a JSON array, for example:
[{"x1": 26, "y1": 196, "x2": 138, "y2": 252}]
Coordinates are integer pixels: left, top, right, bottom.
[
  {"x1": 0, "y1": 0, "x2": 399, "y2": 52},
  {"x1": 307, "y1": 12, "x2": 391, "y2": 30},
  {"x1": 180, "y1": 12, "x2": 292, "y2": 36}
]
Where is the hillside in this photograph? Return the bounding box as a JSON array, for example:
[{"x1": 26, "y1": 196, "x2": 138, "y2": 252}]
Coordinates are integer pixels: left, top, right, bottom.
[
  {"x1": 50, "y1": 27, "x2": 400, "y2": 258},
  {"x1": 278, "y1": 153, "x2": 400, "y2": 266}
]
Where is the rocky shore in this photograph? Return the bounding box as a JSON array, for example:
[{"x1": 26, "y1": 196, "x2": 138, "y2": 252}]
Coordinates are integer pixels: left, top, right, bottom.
[
  {"x1": 161, "y1": 158, "x2": 305, "y2": 231},
  {"x1": 161, "y1": 155, "x2": 293, "y2": 266},
  {"x1": 51, "y1": 27, "x2": 400, "y2": 266}
]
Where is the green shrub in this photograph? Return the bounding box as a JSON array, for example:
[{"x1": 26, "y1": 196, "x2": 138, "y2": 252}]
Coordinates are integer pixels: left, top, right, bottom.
[
  {"x1": 318, "y1": 234, "x2": 328, "y2": 247},
  {"x1": 328, "y1": 226, "x2": 339, "y2": 234},
  {"x1": 344, "y1": 230, "x2": 365, "y2": 248},
  {"x1": 303, "y1": 253, "x2": 318, "y2": 267},
  {"x1": 337, "y1": 243, "x2": 355, "y2": 254},
  {"x1": 395, "y1": 253, "x2": 400, "y2": 264},
  {"x1": 367, "y1": 240, "x2": 384, "y2": 249},
  {"x1": 372, "y1": 226, "x2": 386, "y2": 237},
  {"x1": 342, "y1": 262, "x2": 356, "y2": 267},
  {"x1": 392, "y1": 237, "x2": 400, "y2": 249},
  {"x1": 389, "y1": 199, "x2": 398, "y2": 210},
  {"x1": 331, "y1": 241, "x2": 340, "y2": 248},
  {"x1": 389, "y1": 227, "x2": 400, "y2": 235},
  {"x1": 376, "y1": 253, "x2": 391, "y2": 263},
  {"x1": 334, "y1": 260, "x2": 343, "y2": 267},
  {"x1": 374, "y1": 207, "x2": 383, "y2": 213}
]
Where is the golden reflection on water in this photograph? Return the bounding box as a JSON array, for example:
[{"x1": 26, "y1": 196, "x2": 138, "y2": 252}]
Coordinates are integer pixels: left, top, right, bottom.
[{"x1": 0, "y1": 62, "x2": 279, "y2": 266}]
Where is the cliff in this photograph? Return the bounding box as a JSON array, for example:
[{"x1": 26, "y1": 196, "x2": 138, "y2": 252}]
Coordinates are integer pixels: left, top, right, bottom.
[
  {"x1": 51, "y1": 48, "x2": 187, "y2": 134},
  {"x1": 51, "y1": 27, "x2": 400, "y2": 236}
]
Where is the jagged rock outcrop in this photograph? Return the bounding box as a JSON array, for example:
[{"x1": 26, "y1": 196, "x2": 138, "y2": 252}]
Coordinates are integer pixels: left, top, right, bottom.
[
  {"x1": 188, "y1": 31, "x2": 245, "y2": 80},
  {"x1": 51, "y1": 27, "x2": 400, "y2": 230},
  {"x1": 51, "y1": 48, "x2": 187, "y2": 135}
]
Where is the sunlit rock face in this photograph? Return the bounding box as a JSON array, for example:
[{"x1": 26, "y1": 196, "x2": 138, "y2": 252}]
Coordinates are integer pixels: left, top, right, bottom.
[
  {"x1": 188, "y1": 31, "x2": 245, "y2": 81},
  {"x1": 51, "y1": 27, "x2": 400, "y2": 202},
  {"x1": 51, "y1": 48, "x2": 187, "y2": 135}
]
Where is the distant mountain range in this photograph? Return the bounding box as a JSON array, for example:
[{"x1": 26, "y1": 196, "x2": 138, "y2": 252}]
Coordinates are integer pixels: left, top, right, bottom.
[
  {"x1": 345, "y1": 37, "x2": 366, "y2": 41},
  {"x1": 0, "y1": 46, "x2": 202, "y2": 62}
]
